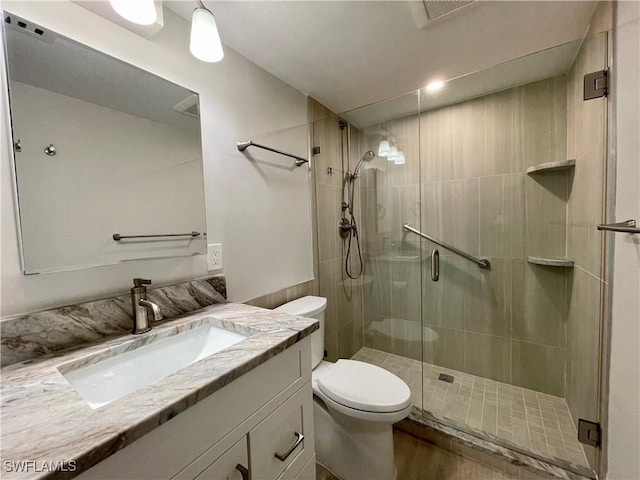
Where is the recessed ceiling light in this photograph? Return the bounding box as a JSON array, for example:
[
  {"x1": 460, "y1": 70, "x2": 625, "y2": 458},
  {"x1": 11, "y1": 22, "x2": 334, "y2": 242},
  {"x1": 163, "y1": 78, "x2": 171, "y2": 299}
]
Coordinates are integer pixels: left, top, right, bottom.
[
  {"x1": 426, "y1": 80, "x2": 445, "y2": 92},
  {"x1": 109, "y1": 0, "x2": 157, "y2": 26}
]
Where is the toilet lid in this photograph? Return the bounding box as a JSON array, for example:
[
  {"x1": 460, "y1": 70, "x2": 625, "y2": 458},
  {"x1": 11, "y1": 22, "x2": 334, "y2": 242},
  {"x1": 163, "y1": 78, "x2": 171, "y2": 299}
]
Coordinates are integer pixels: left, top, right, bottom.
[
  {"x1": 273, "y1": 296, "x2": 327, "y2": 317},
  {"x1": 317, "y1": 360, "x2": 411, "y2": 413}
]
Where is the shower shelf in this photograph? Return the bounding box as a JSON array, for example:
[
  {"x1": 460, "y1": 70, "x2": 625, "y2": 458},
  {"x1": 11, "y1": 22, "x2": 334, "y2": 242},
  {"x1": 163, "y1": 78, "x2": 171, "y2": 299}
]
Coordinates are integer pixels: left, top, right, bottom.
[
  {"x1": 527, "y1": 256, "x2": 575, "y2": 267},
  {"x1": 526, "y1": 159, "x2": 576, "y2": 175}
]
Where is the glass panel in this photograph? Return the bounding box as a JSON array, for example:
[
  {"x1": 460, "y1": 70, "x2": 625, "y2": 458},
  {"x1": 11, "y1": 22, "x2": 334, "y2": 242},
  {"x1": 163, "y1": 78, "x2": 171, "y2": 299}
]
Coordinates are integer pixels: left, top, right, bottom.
[
  {"x1": 341, "y1": 92, "x2": 424, "y2": 414},
  {"x1": 416, "y1": 37, "x2": 607, "y2": 476},
  {"x1": 340, "y1": 35, "x2": 607, "y2": 479}
]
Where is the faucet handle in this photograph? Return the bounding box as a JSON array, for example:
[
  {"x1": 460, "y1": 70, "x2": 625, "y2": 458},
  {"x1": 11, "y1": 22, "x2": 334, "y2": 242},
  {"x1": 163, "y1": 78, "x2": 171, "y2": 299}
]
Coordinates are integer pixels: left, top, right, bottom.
[{"x1": 133, "y1": 278, "x2": 152, "y2": 287}]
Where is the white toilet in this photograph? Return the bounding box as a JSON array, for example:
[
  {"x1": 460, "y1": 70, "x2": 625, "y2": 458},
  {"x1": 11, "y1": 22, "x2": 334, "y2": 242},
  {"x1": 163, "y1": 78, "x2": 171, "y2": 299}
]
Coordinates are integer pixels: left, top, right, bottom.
[{"x1": 274, "y1": 296, "x2": 412, "y2": 480}]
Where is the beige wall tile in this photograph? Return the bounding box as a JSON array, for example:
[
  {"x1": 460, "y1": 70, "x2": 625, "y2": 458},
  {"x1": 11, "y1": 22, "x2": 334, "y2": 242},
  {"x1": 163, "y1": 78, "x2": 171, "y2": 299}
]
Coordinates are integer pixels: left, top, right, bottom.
[
  {"x1": 525, "y1": 172, "x2": 568, "y2": 259},
  {"x1": 316, "y1": 183, "x2": 341, "y2": 263},
  {"x1": 511, "y1": 259, "x2": 567, "y2": 348},
  {"x1": 479, "y1": 175, "x2": 513, "y2": 257},
  {"x1": 511, "y1": 173, "x2": 526, "y2": 257},
  {"x1": 511, "y1": 340, "x2": 566, "y2": 396},
  {"x1": 312, "y1": 116, "x2": 342, "y2": 188},
  {"x1": 423, "y1": 325, "x2": 465, "y2": 372},
  {"x1": 520, "y1": 77, "x2": 567, "y2": 169},
  {"x1": 485, "y1": 88, "x2": 516, "y2": 176},
  {"x1": 423, "y1": 255, "x2": 466, "y2": 331},
  {"x1": 458, "y1": 97, "x2": 488, "y2": 179},
  {"x1": 464, "y1": 332, "x2": 510, "y2": 383},
  {"x1": 463, "y1": 257, "x2": 511, "y2": 338},
  {"x1": 442, "y1": 179, "x2": 479, "y2": 256},
  {"x1": 565, "y1": 267, "x2": 602, "y2": 435}
]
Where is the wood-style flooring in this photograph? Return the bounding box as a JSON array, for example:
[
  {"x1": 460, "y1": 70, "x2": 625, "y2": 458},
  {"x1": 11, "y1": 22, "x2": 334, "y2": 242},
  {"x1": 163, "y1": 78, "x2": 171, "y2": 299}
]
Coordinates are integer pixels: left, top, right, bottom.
[{"x1": 316, "y1": 430, "x2": 545, "y2": 480}]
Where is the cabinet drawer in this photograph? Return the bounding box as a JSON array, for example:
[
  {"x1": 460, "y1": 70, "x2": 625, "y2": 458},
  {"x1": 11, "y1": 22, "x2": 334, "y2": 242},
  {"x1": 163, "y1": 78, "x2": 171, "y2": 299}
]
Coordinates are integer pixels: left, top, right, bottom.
[
  {"x1": 249, "y1": 383, "x2": 314, "y2": 480},
  {"x1": 195, "y1": 437, "x2": 248, "y2": 480}
]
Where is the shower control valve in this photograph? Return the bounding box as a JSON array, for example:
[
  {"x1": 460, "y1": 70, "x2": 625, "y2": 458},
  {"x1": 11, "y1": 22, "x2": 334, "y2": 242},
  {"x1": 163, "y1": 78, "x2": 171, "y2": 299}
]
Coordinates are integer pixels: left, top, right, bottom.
[{"x1": 339, "y1": 218, "x2": 353, "y2": 239}]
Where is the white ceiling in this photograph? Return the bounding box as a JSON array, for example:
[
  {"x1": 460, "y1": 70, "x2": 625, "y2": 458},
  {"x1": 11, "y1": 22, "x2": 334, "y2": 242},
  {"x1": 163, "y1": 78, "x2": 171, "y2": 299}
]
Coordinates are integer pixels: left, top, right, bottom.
[
  {"x1": 343, "y1": 39, "x2": 582, "y2": 127},
  {"x1": 165, "y1": 1, "x2": 597, "y2": 114}
]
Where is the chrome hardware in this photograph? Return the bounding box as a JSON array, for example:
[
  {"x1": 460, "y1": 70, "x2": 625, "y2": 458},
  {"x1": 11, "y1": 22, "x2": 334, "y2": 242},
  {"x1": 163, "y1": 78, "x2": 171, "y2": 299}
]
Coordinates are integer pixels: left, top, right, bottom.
[
  {"x1": 14, "y1": 139, "x2": 21, "y2": 152},
  {"x1": 235, "y1": 464, "x2": 249, "y2": 480},
  {"x1": 237, "y1": 140, "x2": 309, "y2": 167},
  {"x1": 113, "y1": 231, "x2": 201, "y2": 241},
  {"x1": 403, "y1": 223, "x2": 491, "y2": 270},
  {"x1": 130, "y1": 278, "x2": 163, "y2": 334},
  {"x1": 274, "y1": 432, "x2": 304, "y2": 462},
  {"x1": 431, "y1": 249, "x2": 439, "y2": 282},
  {"x1": 44, "y1": 144, "x2": 56, "y2": 156},
  {"x1": 597, "y1": 219, "x2": 640, "y2": 234}
]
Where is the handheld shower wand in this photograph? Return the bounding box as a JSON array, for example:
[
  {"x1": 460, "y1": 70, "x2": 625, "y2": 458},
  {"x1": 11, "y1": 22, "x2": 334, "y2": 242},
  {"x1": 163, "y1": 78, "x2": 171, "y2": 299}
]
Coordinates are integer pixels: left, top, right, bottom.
[{"x1": 342, "y1": 150, "x2": 375, "y2": 279}]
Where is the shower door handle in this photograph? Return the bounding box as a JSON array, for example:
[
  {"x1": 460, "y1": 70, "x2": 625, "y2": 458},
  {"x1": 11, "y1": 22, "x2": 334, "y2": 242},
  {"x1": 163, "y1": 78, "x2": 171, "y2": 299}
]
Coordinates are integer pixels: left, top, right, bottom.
[{"x1": 431, "y1": 249, "x2": 439, "y2": 282}]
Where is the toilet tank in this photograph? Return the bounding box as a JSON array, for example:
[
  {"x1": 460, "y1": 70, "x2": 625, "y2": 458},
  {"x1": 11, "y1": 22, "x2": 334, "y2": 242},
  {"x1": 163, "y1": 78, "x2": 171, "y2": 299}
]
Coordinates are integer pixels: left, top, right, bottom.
[{"x1": 273, "y1": 296, "x2": 327, "y2": 369}]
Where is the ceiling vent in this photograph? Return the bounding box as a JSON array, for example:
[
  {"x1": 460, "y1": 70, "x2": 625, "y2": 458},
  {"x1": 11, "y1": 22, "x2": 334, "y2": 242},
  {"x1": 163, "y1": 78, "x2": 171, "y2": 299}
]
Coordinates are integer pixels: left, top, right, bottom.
[
  {"x1": 409, "y1": 1, "x2": 476, "y2": 29},
  {"x1": 173, "y1": 94, "x2": 200, "y2": 118},
  {"x1": 423, "y1": 1, "x2": 475, "y2": 21}
]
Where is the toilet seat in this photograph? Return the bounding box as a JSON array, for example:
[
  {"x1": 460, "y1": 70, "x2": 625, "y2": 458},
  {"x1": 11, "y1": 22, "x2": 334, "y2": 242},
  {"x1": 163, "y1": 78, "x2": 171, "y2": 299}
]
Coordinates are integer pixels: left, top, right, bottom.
[{"x1": 312, "y1": 360, "x2": 412, "y2": 423}]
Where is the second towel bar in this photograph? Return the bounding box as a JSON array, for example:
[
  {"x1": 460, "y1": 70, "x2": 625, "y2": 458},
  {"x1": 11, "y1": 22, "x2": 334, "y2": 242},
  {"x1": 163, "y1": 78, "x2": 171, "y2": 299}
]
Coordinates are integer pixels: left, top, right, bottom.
[{"x1": 113, "y1": 232, "x2": 201, "y2": 241}]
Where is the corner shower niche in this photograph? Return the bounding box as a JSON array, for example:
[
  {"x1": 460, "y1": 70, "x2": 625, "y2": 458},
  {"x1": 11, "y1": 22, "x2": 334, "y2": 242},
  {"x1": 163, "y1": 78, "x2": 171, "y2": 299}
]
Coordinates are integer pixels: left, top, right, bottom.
[{"x1": 525, "y1": 159, "x2": 576, "y2": 267}]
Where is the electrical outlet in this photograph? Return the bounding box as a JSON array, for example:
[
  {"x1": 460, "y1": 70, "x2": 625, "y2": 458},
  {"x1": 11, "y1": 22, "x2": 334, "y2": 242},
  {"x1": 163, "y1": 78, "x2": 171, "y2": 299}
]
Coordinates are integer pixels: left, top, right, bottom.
[{"x1": 207, "y1": 243, "x2": 223, "y2": 270}]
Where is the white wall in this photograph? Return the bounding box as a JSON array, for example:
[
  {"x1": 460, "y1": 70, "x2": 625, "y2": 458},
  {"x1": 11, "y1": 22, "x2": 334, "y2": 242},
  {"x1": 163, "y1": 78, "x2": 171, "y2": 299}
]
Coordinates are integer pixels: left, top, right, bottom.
[
  {"x1": 0, "y1": 1, "x2": 314, "y2": 316},
  {"x1": 607, "y1": 1, "x2": 640, "y2": 479}
]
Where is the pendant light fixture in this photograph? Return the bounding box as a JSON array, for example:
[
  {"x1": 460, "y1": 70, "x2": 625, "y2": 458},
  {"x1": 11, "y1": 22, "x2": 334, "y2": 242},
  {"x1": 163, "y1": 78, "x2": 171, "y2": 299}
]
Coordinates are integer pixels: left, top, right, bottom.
[
  {"x1": 394, "y1": 151, "x2": 406, "y2": 165},
  {"x1": 190, "y1": 1, "x2": 224, "y2": 63},
  {"x1": 378, "y1": 139, "x2": 391, "y2": 157},
  {"x1": 388, "y1": 145, "x2": 399, "y2": 162},
  {"x1": 109, "y1": 0, "x2": 157, "y2": 25}
]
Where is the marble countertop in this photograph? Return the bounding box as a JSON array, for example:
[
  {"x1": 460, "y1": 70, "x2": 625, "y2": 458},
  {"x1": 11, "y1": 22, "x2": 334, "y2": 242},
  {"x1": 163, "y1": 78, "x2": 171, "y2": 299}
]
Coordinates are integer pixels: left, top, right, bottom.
[{"x1": 0, "y1": 303, "x2": 318, "y2": 480}]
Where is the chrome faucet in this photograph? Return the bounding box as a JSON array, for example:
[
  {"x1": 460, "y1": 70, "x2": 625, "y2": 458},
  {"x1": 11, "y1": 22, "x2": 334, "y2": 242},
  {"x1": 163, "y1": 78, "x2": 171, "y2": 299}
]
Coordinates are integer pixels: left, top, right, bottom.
[{"x1": 130, "y1": 278, "x2": 163, "y2": 334}]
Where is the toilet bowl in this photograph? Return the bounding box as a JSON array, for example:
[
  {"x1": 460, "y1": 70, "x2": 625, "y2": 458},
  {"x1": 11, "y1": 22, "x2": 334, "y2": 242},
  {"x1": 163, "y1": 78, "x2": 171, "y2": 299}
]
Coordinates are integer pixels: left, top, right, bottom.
[{"x1": 274, "y1": 296, "x2": 412, "y2": 480}]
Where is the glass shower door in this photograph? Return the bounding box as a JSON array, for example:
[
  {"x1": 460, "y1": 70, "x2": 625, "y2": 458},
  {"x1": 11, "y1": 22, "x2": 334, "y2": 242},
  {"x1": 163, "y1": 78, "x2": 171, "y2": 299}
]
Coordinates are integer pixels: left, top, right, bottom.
[{"x1": 342, "y1": 91, "x2": 425, "y2": 416}]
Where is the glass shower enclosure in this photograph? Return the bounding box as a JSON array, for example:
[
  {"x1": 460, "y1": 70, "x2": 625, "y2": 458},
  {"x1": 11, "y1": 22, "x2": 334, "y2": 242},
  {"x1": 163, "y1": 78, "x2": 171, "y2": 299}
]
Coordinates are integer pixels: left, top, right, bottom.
[{"x1": 342, "y1": 31, "x2": 609, "y2": 479}]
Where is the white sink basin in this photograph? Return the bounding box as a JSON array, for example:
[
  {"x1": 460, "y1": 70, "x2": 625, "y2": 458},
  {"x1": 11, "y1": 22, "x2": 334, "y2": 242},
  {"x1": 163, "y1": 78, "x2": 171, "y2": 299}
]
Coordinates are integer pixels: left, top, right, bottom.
[{"x1": 60, "y1": 325, "x2": 246, "y2": 409}]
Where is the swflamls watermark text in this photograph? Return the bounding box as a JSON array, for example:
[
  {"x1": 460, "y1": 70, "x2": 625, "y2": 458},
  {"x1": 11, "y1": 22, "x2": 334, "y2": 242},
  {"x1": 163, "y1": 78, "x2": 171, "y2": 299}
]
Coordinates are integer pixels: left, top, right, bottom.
[{"x1": 3, "y1": 460, "x2": 77, "y2": 473}]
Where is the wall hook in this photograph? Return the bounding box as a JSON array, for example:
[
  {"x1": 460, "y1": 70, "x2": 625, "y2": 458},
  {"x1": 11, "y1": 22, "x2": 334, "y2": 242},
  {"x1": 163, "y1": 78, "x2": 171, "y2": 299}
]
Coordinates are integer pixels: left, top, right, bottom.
[
  {"x1": 44, "y1": 144, "x2": 56, "y2": 156},
  {"x1": 14, "y1": 139, "x2": 21, "y2": 152}
]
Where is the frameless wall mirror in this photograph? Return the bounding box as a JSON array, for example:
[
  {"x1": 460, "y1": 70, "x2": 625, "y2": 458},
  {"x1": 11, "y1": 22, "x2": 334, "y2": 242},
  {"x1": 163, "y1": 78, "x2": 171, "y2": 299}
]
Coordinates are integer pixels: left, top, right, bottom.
[{"x1": 3, "y1": 12, "x2": 207, "y2": 274}]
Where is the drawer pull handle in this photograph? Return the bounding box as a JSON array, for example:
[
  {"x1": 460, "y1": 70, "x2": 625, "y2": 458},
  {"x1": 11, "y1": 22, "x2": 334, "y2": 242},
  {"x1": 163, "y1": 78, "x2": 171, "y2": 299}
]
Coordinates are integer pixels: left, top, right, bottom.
[
  {"x1": 235, "y1": 464, "x2": 249, "y2": 480},
  {"x1": 274, "y1": 431, "x2": 304, "y2": 462}
]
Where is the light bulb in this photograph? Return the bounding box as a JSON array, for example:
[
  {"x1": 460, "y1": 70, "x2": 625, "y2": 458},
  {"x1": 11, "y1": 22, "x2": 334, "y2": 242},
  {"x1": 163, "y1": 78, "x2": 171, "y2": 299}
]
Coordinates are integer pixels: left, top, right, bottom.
[
  {"x1": 110, "y1": 0, "x2": 157, "y2": 25},
  {"x1": 426, "y1": 80, "x2": 445, "y2": 92},
  {"x1": 388, "y1": 146, "x2": 399, "y2": 161},
  {"x1": 394, "y1": 151, "x2": 406, "y2": 165},
  {"x1": 378, "y1": 140, "x2": 391, "y2": 157},
  {"x1": 190, "y1": 7, "x2": 224, "y2": 63}
]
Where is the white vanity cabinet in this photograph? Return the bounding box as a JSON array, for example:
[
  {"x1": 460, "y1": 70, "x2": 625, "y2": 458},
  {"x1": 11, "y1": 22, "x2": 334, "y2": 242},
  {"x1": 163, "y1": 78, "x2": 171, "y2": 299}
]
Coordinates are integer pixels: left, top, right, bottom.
[{"x1": 77, "y1": 337, "x2": 315, "y2": 480}]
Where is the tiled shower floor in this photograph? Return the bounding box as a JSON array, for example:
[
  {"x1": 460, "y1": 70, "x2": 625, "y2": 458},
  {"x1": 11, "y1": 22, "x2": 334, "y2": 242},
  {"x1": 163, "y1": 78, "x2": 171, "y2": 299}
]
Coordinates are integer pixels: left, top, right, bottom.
[{"x1": 351, "y1": 347, "x2": 589, "y2": 470}]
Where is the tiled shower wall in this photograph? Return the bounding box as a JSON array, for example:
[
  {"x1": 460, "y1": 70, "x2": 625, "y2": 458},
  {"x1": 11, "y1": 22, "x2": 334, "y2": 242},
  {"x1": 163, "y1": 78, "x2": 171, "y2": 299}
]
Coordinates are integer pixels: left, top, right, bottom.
[
  {"x1": 361, "y1": 77, "x2": 572, "y2": 397},
  {"x1": 308, "y1": 98, "x2": 364, "y2": 361}
]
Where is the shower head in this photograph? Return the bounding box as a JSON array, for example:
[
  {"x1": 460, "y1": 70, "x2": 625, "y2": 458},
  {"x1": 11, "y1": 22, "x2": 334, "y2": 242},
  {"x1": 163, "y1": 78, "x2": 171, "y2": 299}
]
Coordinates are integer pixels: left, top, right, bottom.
[{"x1": 352, "y1": 150, "x2": 375, "y2": 179}]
